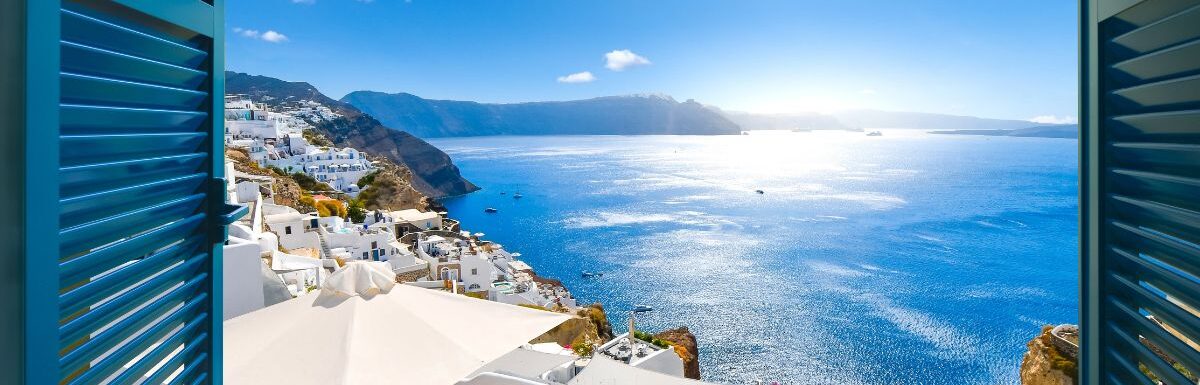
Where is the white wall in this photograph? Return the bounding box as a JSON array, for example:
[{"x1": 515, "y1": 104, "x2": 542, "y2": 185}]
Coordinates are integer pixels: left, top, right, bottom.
[
  {"x1": 223, "y1": 239, "x2": 266, "y2": 320},
  {"x1": 278, "y1": 230, "x2": 320, "y2": 252},
  {"x1": 633, "y1": 349, "x2": 686, "y2": 378}
]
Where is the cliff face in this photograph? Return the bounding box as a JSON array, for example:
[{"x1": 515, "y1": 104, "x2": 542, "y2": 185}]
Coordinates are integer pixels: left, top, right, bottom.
[
  {"x1": 226, "y1": 147, "x2": 304, "y2": 210},
  {"x1": 655, "y1": 327, "x2": 701, "y2": 380},
  {"x1": 224, "y1": 72, "x2": 478, "y2": 198},
  {"x1": 356, "y1": 164, "x2": 428, "y2": 211},
  {"x1": 342, "y1": 91, "x2": 743, "y2": 137},
  {"x1": 529, "y1": 303, "x2": 613, "y2": 349},
  {"x1": 1020, "y1": 326, "x2": 1076, "y2": 385}
]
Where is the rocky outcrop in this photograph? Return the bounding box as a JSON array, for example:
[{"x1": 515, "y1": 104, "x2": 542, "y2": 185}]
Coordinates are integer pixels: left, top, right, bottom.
[
  {"x1": 529, "y1": 303, "x2": 614, "y2": 350},
  {"x1": 226, "y1": 147, "x2": 304, "y2": 210},
  {"x1": 655, "y1": 327, "x2": 701, "y2": 380},
  {"x1": 1021, "y1": 325, "x2": 1076, "y2": 385},
  {"x1": 357, "y1": 154, "x2": 428, "y2": 211},
  {"x1": 225, "y1": 71, "x2": 478, "y2": 198}
]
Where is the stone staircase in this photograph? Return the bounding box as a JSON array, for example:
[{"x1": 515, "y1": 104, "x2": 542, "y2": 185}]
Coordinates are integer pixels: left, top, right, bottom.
[{"x1": 315, "y1": 227, "x2": 333, "y2": 258}]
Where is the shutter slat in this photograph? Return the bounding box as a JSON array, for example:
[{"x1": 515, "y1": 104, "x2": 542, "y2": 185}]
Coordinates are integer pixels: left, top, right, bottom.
[
  {"x1": 1112, "y1": 4, "x2": 1200, "y2": 54},
  {"x1": 1108, "y1": 274, "x2": 1200, "y2": 375},
  {"x1": 1110, "y1": 221, "x2": 1200, "y2": 273},
  {"x1": 60, "y1": 153, "x2": 207, "y2": 198},
  {"x1": 58, "y1": 194, "x2": 205, "y2": 257},
  {"x1": 141, "y1": 334, "x2": 206, "y2": 385},
  {"x1": 1112, "y1": 142, "x2": 1200, "y2": 179},
  {"x1": 61, "y1": 9, "x2": 206, "y2": 67},
  {"x1": 1110, "y1": 246, "x2": 1200, "y2": 313},
  {"x1": 58, "y1": 214, "x2": 204, "y2": 284},
  {"x1": 1109, "y1": 0, "x2": 1200, "y2": 26},
  {"x1": 1113, "y1": 37, "x2": 1200, "y2": 82},
  {"x1": 1104, "y1": 346, "x2": 1157, "y2": 385},
  {"x1": 60, "y1": 41, "x2": 206, "y2": 89},
  {"x1": 1111, "y1": 195, "x2": 1200, "y2": 237},
  {"x1": 1112, "y1": 73, "x2": 1200, "y2": 108},
  {"x1": 109, "y1": 328, "x2": 207, "y2": 385},
  {"x1": 1106, "y1": 318, "x2": 1196, "y2": 385},
  {"x1": 169, "y1": 353, "x2": 208, "y2": 385},
  {"x1": 61, "y1": 132, "x2": 208, "y2": 166},
  {"x1": 1109, "y1": 273, "x2": 1200, "y2": 356},
  {"x1": 1112, "y1": 109, "x2": 1200, "y2": 137},
  {"x1": 60, "y1": 173, "x2": 206, "y2": 229},
  {"x1": 1109, "y1": 169, "x2": 1200, "y2": 209},
  {"x1": 58, "y1": 262, "x2": 206, "y2": 346},
  {"x1": 61, "y1": 72, "x2": 207, "y2": 111},
  {"x1": 59, "y1": 239, "x2": 201, "y2": 318},
  {"x1": 66, "y1": 305, "x2": 208, "y2": 385},
  {"x1": 61, "y1": 104, "x2": 207, "y2": 134}
]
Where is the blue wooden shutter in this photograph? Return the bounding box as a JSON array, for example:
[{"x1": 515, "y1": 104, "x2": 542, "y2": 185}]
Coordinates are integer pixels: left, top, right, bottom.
[
  {"x1": 24, "y1": 1, "x2": 237, "y2": 384},
  {"x1": 1082, "y1": 0, "x2": 1200, "y2": 383}
]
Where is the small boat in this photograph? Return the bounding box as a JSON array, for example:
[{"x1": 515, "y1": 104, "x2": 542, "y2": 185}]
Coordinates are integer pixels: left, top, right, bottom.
[
  {"x1": 513, "y1": 193, "x2": 523, "y2": 199},
  {"x1": 866, "y1": 131, "x2": 883, "y2": 137},
  {"x1": 632, "y1": 305, "x2": 654, "y2": 313},
  {"x1": 500, "y1": 192, "x2": 507, "y2": 195},
  {"x1": 755, "y1": 189, "x2": 765, "y2": 194},
  {"x1": 484, "y1": 207, "x2": 498, "y2": 213},
  {"x1": 581, "y1": 271, "x2": 604, "y2": 278}
]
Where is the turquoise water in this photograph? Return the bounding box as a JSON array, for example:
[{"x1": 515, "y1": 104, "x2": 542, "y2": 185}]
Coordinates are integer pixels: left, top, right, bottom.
[{"x1": 431, "y1": 131, "x2": 1078, "y2": 384}]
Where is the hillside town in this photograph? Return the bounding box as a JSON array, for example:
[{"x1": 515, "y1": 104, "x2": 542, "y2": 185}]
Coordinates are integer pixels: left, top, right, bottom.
[{"x1": 219, "y1": 96, "x2": 704, "y2": 384}]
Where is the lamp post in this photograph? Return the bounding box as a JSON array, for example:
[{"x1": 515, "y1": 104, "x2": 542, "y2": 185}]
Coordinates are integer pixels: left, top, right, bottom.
[{"x1": 628, "y1": 305, "x2": 654, "y2": 346}]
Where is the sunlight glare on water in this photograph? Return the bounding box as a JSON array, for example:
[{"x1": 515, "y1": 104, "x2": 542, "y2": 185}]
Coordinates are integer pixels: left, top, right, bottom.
[{"x1": 433, "y1": 131, "x2": 1078, "y2": 384}]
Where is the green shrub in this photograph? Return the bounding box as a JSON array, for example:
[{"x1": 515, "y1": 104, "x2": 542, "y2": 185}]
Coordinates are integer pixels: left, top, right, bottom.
[
  {"x1": 348, "y1": 199, "x2": 366, "y2": 223},
  {"x1": 572, "y1": 343, "x2": 594, "y2": 357},
  {"x1": 357, "y1": 171, "x2": 380, "y2": 189},
  {"x1": 633, "y1": 330, "x2": 671, "y2": 349},
  {"x1": 266, "y1": 165, "x2": 287, "y2": 176},
  {"x1": 291, "y1": 172, "x2": 335, "y2": 192}
]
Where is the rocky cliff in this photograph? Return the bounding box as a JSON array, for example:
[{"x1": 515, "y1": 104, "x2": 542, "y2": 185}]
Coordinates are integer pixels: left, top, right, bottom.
[
  {"x1": 356, "y1": 153, "x2": 429, "y2": 211},
  {"x1": 342, "y1": 91, "x2": 742, "y2": 137},
  {"x1": 655, "y1": 327, "x2": 702, "y2": 380},
  {"x1": 1020, "y1": 325, "x2": 1076, "y2": 385},
  {"x1": 226, "y1": 147, "x2": 304, "y2": 210},
  {"x1": 225, "y1": 72, "x2": 478, "y2": 198}
]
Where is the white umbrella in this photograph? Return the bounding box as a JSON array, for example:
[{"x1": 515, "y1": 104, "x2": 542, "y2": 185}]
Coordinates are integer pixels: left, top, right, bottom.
[{"x1": 224, "y1": 262, "x2": 571, "y2": 385}]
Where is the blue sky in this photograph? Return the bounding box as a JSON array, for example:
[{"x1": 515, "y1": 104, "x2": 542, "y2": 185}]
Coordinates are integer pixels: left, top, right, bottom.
[{"x1": 227, "y1": 1, "x2": 1077, "y2": 123}]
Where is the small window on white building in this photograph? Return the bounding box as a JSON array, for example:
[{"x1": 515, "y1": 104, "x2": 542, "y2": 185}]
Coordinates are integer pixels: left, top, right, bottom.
[
  {"x1": 285, "y1": 226, "x2": 292, "y2": 235},
  {"x1": 471, "y1": 268, "x2": 478, "y2": 276}
]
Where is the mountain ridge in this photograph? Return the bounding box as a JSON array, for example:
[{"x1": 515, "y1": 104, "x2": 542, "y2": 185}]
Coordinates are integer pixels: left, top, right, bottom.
[
  {"x1": 341, "y1": 90, "x2": 742, "y2": 138},
  {"x1": 224, "y1": 71, "x2": 479, "y2": 198}
]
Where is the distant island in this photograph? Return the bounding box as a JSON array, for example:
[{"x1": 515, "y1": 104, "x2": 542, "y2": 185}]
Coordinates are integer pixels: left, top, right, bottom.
[
  {"x1": 929, "y1": 124, "x2": 1078, "y2": 139},
  {"x1": 342, "y1": 91, "x2": 741, "y2": 137}
]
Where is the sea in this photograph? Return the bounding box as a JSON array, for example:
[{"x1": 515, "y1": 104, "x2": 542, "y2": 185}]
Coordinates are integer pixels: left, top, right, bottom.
[{"x1": 430, "y1": 130, "x2": 1079, "y2": 385}]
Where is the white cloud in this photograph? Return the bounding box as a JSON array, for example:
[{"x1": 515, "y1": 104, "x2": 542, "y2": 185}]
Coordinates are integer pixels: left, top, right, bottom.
[
  {"x1": 557, "y1": 71, "x2": 596, "y2": 84},
  {"x1": 233, "y1": 27, "x2": 258, "y2": 39},
  {"x1": 260, "y1": 30, "x2": 289, "y2": 43},
  {"x1": 1028, "y1": 115, "x2": 1077, "y2": 124},
  {"x1": 604, "y1": 49, "x2": 651, "y2": 71},
  {"x1": 233, "y1": 27, "x2": 288, "y2": 43}
]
